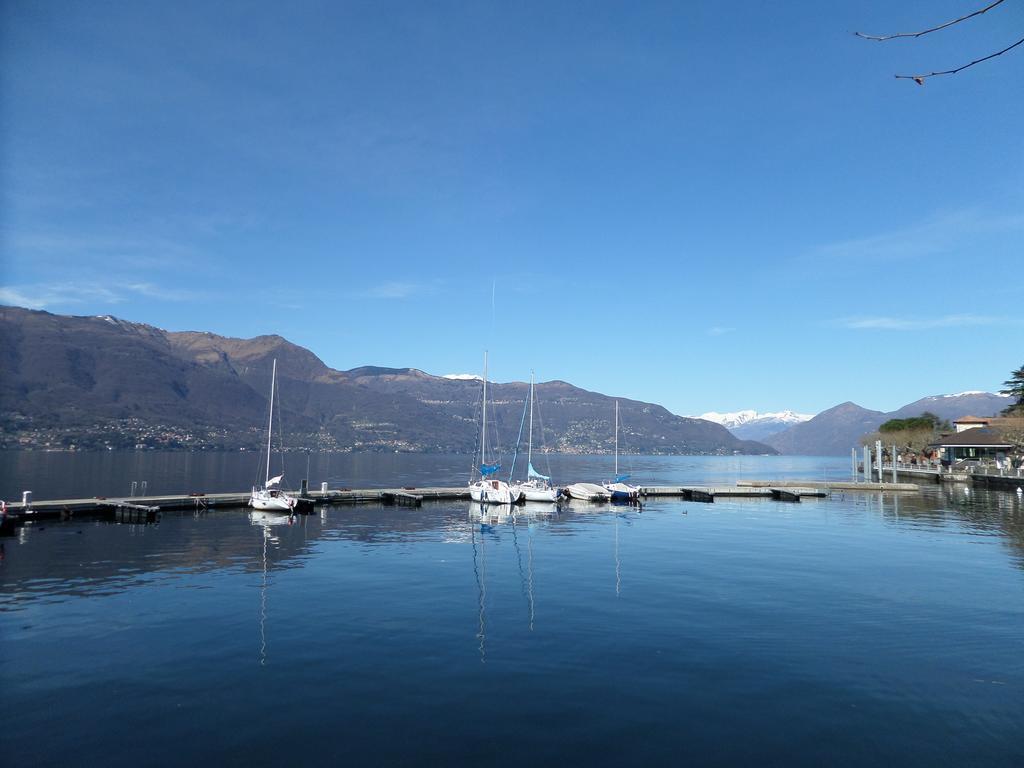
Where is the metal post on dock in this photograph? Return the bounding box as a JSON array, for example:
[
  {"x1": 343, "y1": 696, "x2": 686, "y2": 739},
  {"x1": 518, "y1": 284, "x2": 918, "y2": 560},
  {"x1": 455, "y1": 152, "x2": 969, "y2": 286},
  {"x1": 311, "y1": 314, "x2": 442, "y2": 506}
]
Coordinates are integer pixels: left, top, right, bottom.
[
  {"x1": 851, "y1": 448, "x2": 857, "y2": 481},
  {"x1": 863, "y1": 445, "x2": 870, "y2": 483},
  {"x1": 875, "y1": 440, "x2": 883, "y2": 483},
  {"x1": 892, "y1": 444, "x2": 898, "y2": 484}
]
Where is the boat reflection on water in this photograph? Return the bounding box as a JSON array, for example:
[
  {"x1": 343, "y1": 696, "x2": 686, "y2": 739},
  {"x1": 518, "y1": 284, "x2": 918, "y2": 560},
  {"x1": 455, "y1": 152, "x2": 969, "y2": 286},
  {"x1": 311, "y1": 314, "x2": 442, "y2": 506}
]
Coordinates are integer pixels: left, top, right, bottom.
[
  {"x1": 613, "y1": 511, "x2": 636, "y2": 598},
  {"x1": 249, "y1": 510, "x2": 296, "y2": 528},
  {"x1": 468, "y1": 502, "x2": 558, "y2": 655},
  {"x1": 249, "y1": 510, "x2": 294, "y2": 666},
  {"x1": 470, "y1": 516, "x2": 487, "y2": 663},
  {"x1": 468, "y1": 501, "x2": 560, "y2": 527}
]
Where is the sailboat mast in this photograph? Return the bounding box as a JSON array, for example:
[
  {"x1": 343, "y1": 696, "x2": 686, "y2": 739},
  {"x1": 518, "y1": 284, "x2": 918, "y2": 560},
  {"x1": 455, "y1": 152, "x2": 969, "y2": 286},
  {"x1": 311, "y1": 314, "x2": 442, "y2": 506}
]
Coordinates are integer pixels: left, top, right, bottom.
[
  {"x1": 614, "y1": 400, "x2": 619, "y2": 477},
  {"x1": 481, "y1": 351, "x2": 488, "y2": 471},
  {"x1": 266, "y1": 359, "x2": 276, "y2": 484},
  {"x1": 527, "y1": 371, "x2": 535, "y2": 470}
]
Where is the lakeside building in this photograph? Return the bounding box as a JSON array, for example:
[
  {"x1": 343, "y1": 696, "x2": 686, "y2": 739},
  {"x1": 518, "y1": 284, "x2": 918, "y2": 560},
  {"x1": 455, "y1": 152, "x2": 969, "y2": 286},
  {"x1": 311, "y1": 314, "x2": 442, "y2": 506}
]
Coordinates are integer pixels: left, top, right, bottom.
[
  {"x1": 953, "y1": 416, "x2": 992, "y2": 433},
  {"x1": 931, "y1": 429, "x2": 1014, "y2": 464}
]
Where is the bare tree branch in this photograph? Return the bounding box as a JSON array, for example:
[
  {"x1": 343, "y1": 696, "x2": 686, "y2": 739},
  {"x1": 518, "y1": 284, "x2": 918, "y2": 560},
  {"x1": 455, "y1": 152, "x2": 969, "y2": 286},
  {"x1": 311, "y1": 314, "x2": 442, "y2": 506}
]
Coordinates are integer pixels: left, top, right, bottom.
[
  {"x1": 896, "y1": 35, "x2": 1024, "y2": 84},
  {"x1": 855, "y1": 0, "x2": 1007, "y2": 41}
]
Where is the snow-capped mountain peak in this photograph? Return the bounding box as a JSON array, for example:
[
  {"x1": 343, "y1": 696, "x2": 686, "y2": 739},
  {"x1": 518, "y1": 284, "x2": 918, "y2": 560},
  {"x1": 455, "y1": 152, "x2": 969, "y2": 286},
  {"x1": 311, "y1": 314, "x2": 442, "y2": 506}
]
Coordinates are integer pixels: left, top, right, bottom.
[
  {"x1": 925, "y1": 391, "x2": 1010, "y2": 400},
  {"x1": 696, "y1": 410, "x2": 813, "y2": 429},
  {"x1": 694, "y1": 409, "x2": 815, "y2": 442}
]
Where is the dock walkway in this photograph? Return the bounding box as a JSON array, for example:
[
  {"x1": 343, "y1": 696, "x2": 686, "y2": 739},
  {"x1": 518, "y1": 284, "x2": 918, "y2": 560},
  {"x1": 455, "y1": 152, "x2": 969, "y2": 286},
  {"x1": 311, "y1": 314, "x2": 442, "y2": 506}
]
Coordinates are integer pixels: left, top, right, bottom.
[{"x1": 1, "y1": 480, "x2": 903, "y2": 529}]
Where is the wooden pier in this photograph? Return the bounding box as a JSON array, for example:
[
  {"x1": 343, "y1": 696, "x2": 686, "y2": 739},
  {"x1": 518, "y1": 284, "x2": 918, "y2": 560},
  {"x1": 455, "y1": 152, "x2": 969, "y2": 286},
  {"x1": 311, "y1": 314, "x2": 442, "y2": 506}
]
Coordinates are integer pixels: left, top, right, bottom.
[{"x1": 0, "y1": 479, "x2": 918, "y2": 532}]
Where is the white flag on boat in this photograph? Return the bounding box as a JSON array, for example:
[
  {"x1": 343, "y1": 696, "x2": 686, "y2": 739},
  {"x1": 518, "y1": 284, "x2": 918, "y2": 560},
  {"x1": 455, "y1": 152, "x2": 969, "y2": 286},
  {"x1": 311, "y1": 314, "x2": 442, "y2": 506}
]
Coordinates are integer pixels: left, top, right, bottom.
[{"x1": 265, "y1": 474, "x2": 283, "y2": 488}]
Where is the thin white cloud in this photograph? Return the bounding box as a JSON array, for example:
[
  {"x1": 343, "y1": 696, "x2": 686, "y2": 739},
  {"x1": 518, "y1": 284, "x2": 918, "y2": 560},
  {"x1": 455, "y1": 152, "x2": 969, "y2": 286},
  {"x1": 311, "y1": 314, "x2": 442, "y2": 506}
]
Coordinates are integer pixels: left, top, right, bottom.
[
  {"x1": 707, "y1": 326, "x2": 734, "y2": 336},
  {"x1": 9, "y1": 232, "x2": 199, "y2": 269},
  {"x1": 812, "y1": 209, "x2": 1024, "y2": 262},
  {"x1": 836, "y1": 314, "x2": 1008, "y2": 330},
  {"x1": 367, "y1": 280, "x2": 442, "y2": 299},
  {"x1": 0, "y1": 281, "x2": 196, "y2": 309},
  {"x1": 123, "y1": 282, "x2": 196, "y2": 301},
  {"x1": 0, "y1": 287, "x2": 53, "y2": 309},
  {"x1": 368, "y1": 281, "x2": 419, "y2": 299}
]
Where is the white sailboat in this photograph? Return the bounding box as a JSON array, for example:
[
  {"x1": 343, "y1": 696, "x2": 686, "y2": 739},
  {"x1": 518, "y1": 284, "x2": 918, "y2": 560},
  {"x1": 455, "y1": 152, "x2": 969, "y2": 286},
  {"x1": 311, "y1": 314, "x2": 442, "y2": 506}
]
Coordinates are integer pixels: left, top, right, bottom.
[
  {"x1": 469, "y1": 352, "x2": 521, "y2": 505},
  {"x1": 250, "y1": 359, "x2": 297, "y2": 513},
  {"x1": 603, "y1": 400, "x2": 640, "y2": 501},
  {"x1": 510, "y1": 372, "x2": 559, "y2": 502}
]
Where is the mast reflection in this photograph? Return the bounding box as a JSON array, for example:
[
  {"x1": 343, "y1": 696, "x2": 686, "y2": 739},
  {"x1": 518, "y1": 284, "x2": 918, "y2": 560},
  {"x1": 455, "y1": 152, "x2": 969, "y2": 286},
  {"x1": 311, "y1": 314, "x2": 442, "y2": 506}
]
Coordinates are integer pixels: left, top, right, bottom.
[
  {"x1": 471, "y1": 518, "x2": 487, "y2": 663},
  {"x1": 249, "y1": 510, "x2": 294, "y2": 666},
  {"x1": 467, "y1": 502, "x2": 561, "y2": 652}
]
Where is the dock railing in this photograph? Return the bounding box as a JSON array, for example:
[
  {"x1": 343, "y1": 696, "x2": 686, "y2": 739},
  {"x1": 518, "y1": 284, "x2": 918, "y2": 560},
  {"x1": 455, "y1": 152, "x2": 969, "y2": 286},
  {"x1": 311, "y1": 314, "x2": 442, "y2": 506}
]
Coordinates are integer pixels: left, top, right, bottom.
[
  {"x1": 878, "y1": 461, "x2": 1024, "y2": 480},
  {"x1": 967, "y1": 462, "x2": 1024, "y2": 480}
]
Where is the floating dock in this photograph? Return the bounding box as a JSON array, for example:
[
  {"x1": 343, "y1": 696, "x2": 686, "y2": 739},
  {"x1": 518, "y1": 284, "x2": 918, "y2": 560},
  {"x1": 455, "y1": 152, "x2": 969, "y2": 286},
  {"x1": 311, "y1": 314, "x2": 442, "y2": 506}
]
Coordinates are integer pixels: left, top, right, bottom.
[
  {"x1": 737, "y1": 480, "x2": 920, "y2": 492},
  {"x1": 0, "y1": 481, "x2": 879, "y2": 530},
  {"x1": 641, "y1": 485, "x2": 828, "y2": 502}
]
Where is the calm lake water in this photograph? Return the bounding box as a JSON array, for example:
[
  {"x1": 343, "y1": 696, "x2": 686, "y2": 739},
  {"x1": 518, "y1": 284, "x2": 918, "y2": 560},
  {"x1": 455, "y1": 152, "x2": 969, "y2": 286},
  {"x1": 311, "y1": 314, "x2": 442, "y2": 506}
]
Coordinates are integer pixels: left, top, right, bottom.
[
  {"x1": 2, "y1": 454, "x2": 1023, "y2": 766},
  {"x1": 0, "y1": 450, "x2": 855, "y2": 501}
]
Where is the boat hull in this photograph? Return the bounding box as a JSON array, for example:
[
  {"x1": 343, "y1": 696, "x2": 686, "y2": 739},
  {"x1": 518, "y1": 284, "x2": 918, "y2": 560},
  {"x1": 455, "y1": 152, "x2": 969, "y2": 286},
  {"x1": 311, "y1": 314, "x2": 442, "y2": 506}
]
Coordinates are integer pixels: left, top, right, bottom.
[
  {"x1": 514, "y1": 479, "x2": 559, "y2": 502},
  {"x1": 521, "y1": 486, "x2": 559, "y2": 502},
  {"x1": 250, "y1": 490, "x2": 296, "y2": 512},
  {"x1": 470, "y1": 480, "x2": 521, "y2": 505},
  {"x1": 603, "y1": 482, "x2": 640, "y2": 502}
]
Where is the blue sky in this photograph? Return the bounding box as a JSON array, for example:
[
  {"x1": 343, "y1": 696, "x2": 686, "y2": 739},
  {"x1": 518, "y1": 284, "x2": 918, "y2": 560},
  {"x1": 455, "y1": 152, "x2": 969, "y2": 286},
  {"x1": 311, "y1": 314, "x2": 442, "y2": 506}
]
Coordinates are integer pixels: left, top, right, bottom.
[{"x1": 2, "y1": 1, "x2": 1022, "y2": 416}]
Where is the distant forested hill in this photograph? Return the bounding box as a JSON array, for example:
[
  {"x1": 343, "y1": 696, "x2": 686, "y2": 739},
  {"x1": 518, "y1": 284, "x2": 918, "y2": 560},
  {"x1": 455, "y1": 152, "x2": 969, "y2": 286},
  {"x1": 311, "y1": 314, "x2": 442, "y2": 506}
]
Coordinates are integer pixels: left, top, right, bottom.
[{"x1": 0, "y1": 306, "x2": 773, "y2": 455}]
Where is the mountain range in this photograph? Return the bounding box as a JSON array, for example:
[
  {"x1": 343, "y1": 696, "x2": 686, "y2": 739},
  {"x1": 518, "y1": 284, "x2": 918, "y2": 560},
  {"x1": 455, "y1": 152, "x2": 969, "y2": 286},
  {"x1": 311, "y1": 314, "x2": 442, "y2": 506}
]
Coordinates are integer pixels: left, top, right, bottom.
[
  {"x1": 0, "y1": 306, "x2": 772, "y2": 455},
  {"x1": 696, "y1": 410, "x2": 813, "y2": 441},
  {"x1": 762, "y1": 392, "x2": 1013, "y2": 456}
]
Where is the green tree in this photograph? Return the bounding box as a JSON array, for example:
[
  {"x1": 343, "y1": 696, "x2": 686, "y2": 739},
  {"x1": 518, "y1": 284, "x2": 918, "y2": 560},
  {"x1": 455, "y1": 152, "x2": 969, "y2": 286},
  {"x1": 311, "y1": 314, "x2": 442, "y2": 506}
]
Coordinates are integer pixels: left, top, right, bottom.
[
  {"x1": 879, "y1": 412, "x2": 942, "y2": 433},
  {"x1": 1002, "y1": 363, "x2": 1024, "y2": 415}
]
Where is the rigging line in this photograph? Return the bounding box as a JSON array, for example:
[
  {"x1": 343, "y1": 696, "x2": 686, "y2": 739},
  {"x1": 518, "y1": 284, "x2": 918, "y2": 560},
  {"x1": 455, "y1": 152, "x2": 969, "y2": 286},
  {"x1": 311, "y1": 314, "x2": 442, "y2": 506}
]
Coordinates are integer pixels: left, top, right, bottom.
[
  {"x1": 534, "y1": 384, "x2": 555, "y2": 479},
  {"x1": 256, "y1": 373, "x2": 274, "y2": 490},
  {"x1": 487, "y1": 380, "x2": 504, "y2": 464},
  {"x1": 508, "y1": 387, "x2": 529, "y2": 482},
  {"x1": 470, "y1": 377, "x2": 484, "y2": 480},
  {"x1": 275, "y1": 368, "x2": 286, "y2": 482}
]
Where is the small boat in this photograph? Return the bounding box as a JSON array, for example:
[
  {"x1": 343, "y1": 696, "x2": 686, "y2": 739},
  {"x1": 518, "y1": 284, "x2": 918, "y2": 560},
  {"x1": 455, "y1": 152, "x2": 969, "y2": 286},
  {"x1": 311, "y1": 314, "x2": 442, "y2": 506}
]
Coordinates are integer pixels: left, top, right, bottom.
[
  {"x1": 510, "y1": 371, "x2": 559, "y2": 503},
  {"x1": 468, "y1": 352, "x2": 521, "y2": 505},
  {"x1": 564, "y1": 482, "x2": 611, "y2": 502},
  {"x1": 603, "y1": 400, "x2": 640, "y2": 502},
  {"x1": 250, "y1": 359, "x2": 297, "y2": 513}
]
